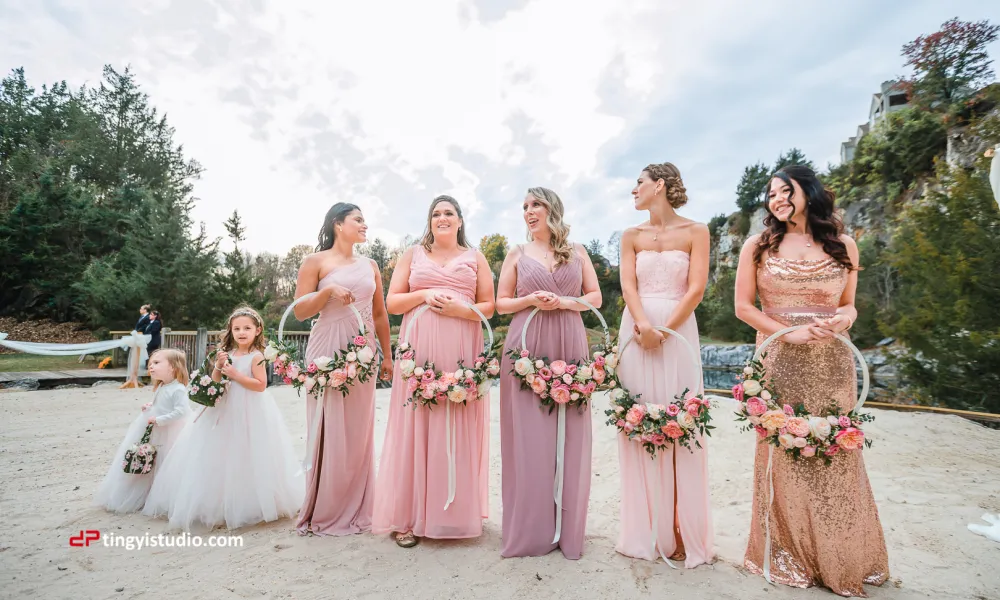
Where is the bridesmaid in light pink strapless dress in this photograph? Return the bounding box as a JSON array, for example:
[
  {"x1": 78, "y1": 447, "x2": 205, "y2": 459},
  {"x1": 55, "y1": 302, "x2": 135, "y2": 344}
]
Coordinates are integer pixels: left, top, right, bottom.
[
  {"x1": 616, "y1": 250, "x2": 714, "y2": 566},
  {"x1": 296, "y1": 259, "x2": 380, "y2": 536}
]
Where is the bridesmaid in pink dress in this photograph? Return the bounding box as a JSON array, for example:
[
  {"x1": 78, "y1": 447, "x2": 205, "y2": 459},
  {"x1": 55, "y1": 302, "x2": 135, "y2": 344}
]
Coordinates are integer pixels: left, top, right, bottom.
[
  {"x1": 293, "y1": 203, "x2": 394, "y2": 536},
  {"x1": 496, "y1": 187, "x2": 603, "y2": 560},
  {"x1": 372, "y1": 195, "x2": 495, "y2": 548},
  {"x1": 616, "y1": 162, "x2": 714, "y2": 566}
]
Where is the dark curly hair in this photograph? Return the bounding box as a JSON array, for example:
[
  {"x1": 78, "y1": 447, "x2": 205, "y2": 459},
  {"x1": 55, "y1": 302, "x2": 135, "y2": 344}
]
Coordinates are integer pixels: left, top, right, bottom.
[{"x1": 753, "y1": 165, "x2": 854, "y2": 270}]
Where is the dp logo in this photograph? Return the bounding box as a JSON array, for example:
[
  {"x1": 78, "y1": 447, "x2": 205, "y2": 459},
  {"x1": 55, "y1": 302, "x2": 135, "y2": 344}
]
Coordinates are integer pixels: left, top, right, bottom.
[{"x1": 69, "y1": 530, "x2": 101, "y2": 547}]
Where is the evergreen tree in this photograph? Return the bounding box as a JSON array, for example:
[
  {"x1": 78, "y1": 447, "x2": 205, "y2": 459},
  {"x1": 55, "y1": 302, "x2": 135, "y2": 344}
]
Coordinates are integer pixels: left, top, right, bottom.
[
  {"x1": 214, "y1": 210, "x2": 266, "y2": 315},
  {"x1": 735, "y1": 162, "x2": 770, "y2": 213}
]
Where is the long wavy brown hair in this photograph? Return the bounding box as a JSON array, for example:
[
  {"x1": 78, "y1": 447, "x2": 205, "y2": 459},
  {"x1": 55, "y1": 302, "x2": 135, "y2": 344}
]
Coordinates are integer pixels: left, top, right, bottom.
[
  {"x1": 419, "y1": 195, "x2": 470, "y2": 252},
  {"x1": 753, "y1": 165, "x2": 855, "y2": 270}
]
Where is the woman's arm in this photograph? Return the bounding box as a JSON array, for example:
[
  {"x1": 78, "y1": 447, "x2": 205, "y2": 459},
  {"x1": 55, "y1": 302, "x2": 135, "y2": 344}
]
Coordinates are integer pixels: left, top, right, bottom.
[
  {"x1": 812, "y1": 235, "x2": 861, "y2": 338},
  {"x1": 619, "y1": 228, "x2": 651, "y2": 326},
  {"x1": 556, "y1": 244, "x2": 602, "y2": 311},
  {"x1": 369, "y1": 260, "x2": 393, "y2": 358},
  {"x1": 663, "y1": 224, "x2": 710, "y2": 330},
  {"x1": 496, "y1": 246, "x2": 540, "y2": 315},
  {"x1": 292, "y1": 254, "x2": 334, "y2": 320},
  {"x1": 385, "y1": 248, "x2": 436, "y2": 315}
]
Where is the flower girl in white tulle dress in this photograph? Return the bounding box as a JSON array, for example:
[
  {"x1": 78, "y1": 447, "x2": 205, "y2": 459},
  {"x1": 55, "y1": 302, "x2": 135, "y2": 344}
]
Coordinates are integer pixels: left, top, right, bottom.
[
  {"x1": 143, "y1": 306, "x2": 303, "y2": 531},
  {"x1": 94, "y1": 349, "x2": 192, "y2": 513}
]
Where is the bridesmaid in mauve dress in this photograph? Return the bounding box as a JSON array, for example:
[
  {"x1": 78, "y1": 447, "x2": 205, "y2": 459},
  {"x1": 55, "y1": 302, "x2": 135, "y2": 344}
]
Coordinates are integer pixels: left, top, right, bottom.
[
  {"x1": 735, "y1": 166, "x2": 888, "y2": 597},
  {"x1": 372, "y1": 195, "x2": 495, "y2": 548},
  {"x1": 616, "y1": 162, "x2": 714, "y2": 566},
  {"x1": 496, "y1": 187, "x2": 603, "y2": 560},
  {"x1": 293, "y1": 203, "x2": 394, "y2": 536}
]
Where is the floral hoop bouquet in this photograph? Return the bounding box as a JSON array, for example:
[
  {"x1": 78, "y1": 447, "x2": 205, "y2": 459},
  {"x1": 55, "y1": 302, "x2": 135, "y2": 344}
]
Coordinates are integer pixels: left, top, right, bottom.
[
  {"x1": 603, "y1": 326, "x2": 714, "y2": 458},
  {"x1": 395, "y1": 302, "x2": 499, "y2": 409},
  {"x1": 733, "y1": 324, "x2": 873, "y2": 465},
  {"x1": 274, "y1": 296, "x2": 376, "y2": 399},
  {"x1": 188, "y1": 350, "x2": 231, "y2": 407},
  {"x1": 122, "y1": 423, "x2": 156, "y2": 475}
]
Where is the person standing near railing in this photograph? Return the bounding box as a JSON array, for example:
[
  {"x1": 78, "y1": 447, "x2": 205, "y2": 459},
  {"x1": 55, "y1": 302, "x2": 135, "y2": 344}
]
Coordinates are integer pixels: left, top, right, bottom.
[{"x1": 145, "y1": 310, "x2": 162, "y2": 357}]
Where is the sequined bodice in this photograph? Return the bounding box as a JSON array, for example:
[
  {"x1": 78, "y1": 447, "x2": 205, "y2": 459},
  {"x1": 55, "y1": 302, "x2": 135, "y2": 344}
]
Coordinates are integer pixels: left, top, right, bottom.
[
  {"x1": 635, "y1": 250, "x2": 690, "y2": 300},
  {"x1": 756, "y1": 257, "x2": 847, "y2": 312}
]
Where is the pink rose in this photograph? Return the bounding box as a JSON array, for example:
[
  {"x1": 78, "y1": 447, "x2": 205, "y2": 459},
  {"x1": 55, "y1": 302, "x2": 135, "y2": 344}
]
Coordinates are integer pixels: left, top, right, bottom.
[
  {"x1": 288, "y1": 364, "x2": 301, "y2": 379},
  {"x1": 421, "y1": 370, "x2": 435, "y2": 382},
  {"x1": 755, "y1": 425, "x2": 768, "y2": 439},
  {"x1": 793, "y1": 437, "x2": 808, "y2": 448},
  {"x1": 783, "y1": 404, "x2": 794, "y2": 416},
  {"x1": 520, "y1": 350, "x2": 529, "y2": 358},
  {"x1": 282, "y1": 376, "x2": 292, "y2": 385},
  {"x1": 538, "y1": 367, "x2": 552, "y2": 381},
  {"x1": 566, "y1": 364, "x2": 577, "y2": 375},
  {"x1": 786, "y1": 417, "x2": 810, "y2": 438},
  {"x1": 686, "y1": 404, "x2": 700, "y2": 417},
  {"x1": 353, "y1": 335, "x2": 367, "y2": 346},
  {"x1": 593, "y1": 367, "x2": 606, "y2": 384},
  {"x1": 800, "y1": 445, "x2": 817, "y2": 458},
  {"x1": 834, "y1": 427, "x2": 865, "y2": 451},
  {"x1": 616, "y1": 419, "x2": 626, "y2": 428},
  {"x1": 666, "y1": 404, "x2": 681, "y2": 417},
  {"x1": 421, "y1": 386, "x2": 436, "y2": 400},
  {"x1": 347, "y1": 363, "x2": 358, "y2": 379},
  {"x1": 641, "y1": 433, "x2": 653, "y2": 443},
  {"x1": 662, "y1": 421, "x2": 684, "y2": 439},
  {"x1": 584, "y1": 382, "x2": 596, "y2": 395},
  {"x1": 403, "y1": 350, "x2": 415, "y2": 359},
  {"x1": 746, "y1": 397, "x2": 767, "y2": 416},
  {"x1": 825, "y1": 444, "x2": 841, "y2": 456},
  {"x1": 530, "y1": 377, "x2": 548, "y2": 395},
  {"x1": 407, "y1": 377, "x2": 419, "y2": 394},
  {"x1": 307, "y1": 363, "x2": 318, "y2": 374},
  {"x1": 329, "y1": 369, "x2": 348, "y2": 388},
  {"x1": 550, "y1": 385, "x2": 571, "y2": 405},
  {"x1": 652, "y1": 433, "x2": 667, "y2": 446},
  {"x1": 561, "y1": 373, "x2": 573, "y2": 384},
  {"x1": 550, "y1": 360, "x2": 567, "y2": 376},
  {"x1": 297, "y1": 374, "x2": 307, "y2": 383},
  {"x1": 593, "y1": 354, "x2": 606, "y2": 367},
  {"x1": 625, "y1": 406, "x2": 646, "y2": 426},
  {"x1": 732, "y1": 383, "x2": 745, "y2": 402},
  {"x1": 623, "y1": 422, "x2": 634, "y2": 433},
  {"x1": 838, "y1": 415, "x2": 851, "y2": 429}
]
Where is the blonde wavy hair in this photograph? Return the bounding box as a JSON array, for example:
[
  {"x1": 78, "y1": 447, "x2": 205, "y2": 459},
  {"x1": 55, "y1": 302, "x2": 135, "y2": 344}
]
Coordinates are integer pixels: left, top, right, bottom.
[
  {"x1": 149, "y1": 348, "x2": 190, "y2": 390},
  {"x1": 220, "y1": 305, "x2": 266, "y2": 354},
  {"x1": 644, "y1": 162, "x2": 688, "y2": 208},
  {"x1": 526, "y1": 187, "x2": 574, "y2": 266}
]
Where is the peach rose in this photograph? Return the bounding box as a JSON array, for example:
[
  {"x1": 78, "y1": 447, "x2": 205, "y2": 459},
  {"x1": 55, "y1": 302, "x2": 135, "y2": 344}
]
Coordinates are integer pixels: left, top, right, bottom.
[
  {"x1": 834, "y1": 427, "x2": 865, "y2": 451},
  {"x1": 625, "y1": 406, "x2": 646, "y2": 426},
  {"x1": 661, "y1": 421, "x2": 684, "y2": 439},
  {"x1": 550, "y1": 360, "x2": 567, "y2": 376},
  {"x1": 786, "y1": 417, "x2": 810, "y2": 438},
  {"x1": 759, "y1": 410, "x2": 788, "y2": 432},
  {"x1": 550, "y1": 385, "x2": 571, "y2": 405},
  {"x1": 800, "y1": 445, "x2": 817, "y2": 458},
  {"x1": 778, "y1": 433, "x2": 795, "y2": 449},
  {"x1": 329, "y1": 369, "x2": 348, "y2": 388},
  {"x1": 530, "y1": 377, "x2": 548, "y2": 395}
]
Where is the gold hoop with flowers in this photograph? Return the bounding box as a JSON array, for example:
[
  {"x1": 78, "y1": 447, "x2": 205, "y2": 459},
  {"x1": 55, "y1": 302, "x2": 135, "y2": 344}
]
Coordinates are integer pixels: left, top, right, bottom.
[
  {"x1": 505, "y1": 296, "x2": 611, "y2": 545},
  {"x1": 733, "y1": 324, "x2": 874, "y2": 585},
  {"x1": 393, "y1": 300, "x2": 499, "y2": 511},
  {"x1": 273, "y1": 291, "x2": 377, "y2": 475},
  {"x1": 602, "y1": 325, "x2": 714, "y2": 568}
]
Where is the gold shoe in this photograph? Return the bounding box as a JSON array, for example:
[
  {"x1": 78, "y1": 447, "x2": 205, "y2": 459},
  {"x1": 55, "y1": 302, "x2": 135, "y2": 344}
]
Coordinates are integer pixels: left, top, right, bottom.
[{"x1": 395, "y1": 531, "x2": 418, "y2": 548}]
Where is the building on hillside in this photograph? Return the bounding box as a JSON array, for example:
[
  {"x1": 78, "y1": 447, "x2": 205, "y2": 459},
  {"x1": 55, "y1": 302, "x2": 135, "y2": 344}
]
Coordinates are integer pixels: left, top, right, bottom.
[{"x1": 840, "y1": 81, "x2": 909, "y2": 163}]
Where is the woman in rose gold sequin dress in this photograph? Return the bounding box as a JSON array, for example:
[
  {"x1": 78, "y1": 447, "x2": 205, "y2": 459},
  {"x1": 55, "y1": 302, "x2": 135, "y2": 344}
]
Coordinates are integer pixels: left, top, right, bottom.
[{"x1": 734, "y1": 166, "x2": 888, "y2": 597}]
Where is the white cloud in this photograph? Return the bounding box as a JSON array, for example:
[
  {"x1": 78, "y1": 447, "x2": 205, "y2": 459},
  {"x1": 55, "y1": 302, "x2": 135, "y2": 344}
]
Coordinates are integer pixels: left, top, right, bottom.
[{"x1": 3, "y1": 0, "x2": 999, "y2": 257}]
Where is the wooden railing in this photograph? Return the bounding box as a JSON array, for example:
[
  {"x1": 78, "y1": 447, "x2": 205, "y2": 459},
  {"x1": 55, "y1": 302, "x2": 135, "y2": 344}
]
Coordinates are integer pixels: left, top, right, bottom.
[{"x1": 110, "y1": 330, "x2": 312, "y2": 373}]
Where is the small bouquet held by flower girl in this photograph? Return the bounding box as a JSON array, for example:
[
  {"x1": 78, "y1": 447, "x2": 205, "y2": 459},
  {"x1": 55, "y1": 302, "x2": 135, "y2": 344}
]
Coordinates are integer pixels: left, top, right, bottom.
[
  {"x1": 733, "y1": 353, "x2": 874, "y2": 464},
  {"x1": 122, "y1": 423, "x2": 156, "y2": 475},
  {"x1": 187, "y1": 350, "x2": 231, "y2": 407},
  {"x1": 268, "y1": 334, "x2": 376, "y2": 399}
]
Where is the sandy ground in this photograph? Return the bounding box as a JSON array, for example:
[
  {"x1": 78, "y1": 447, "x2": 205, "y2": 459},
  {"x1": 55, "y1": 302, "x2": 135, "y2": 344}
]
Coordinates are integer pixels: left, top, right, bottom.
[{"x1": 1, "y1": 385, "x2": 998, "y2": 600}]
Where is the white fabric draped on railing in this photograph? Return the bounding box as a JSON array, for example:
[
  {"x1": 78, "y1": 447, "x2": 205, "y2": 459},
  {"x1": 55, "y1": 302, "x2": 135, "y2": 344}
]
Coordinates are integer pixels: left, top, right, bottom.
[{"x1": 0, "y1": 331, "x2": 151, "y2": 387}]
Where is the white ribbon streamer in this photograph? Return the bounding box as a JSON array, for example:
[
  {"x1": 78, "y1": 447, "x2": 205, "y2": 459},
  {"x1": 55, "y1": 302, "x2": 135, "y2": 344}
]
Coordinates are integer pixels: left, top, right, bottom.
[
  {"x1": 401, "y1": 299, "x2": 494, "y2": 511},
  {"x1": 618, "y1": 325, "x2": 699, "y2": 565},
  {"x1": 520, "y1": 296, "x2": 608, "y2": 545},
  {"x1": 279, "y1": 292, "x2": 366, "y2": 476},
  {"x1": 753, "y1": 325, "x2": 870, "y2": 585},
  {"x1": 0, "y1": 330, "x2": 150, "y2": 387}
]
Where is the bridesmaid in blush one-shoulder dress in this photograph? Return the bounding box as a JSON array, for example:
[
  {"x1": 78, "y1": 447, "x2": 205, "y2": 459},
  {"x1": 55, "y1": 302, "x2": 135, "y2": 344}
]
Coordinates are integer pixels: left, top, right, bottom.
[
  {"x1": 496, "y1": 187, "x2": 603, "y2": 560},
  {"x1": 292, "y1": 203, "x2": 395, "y2": 536}
]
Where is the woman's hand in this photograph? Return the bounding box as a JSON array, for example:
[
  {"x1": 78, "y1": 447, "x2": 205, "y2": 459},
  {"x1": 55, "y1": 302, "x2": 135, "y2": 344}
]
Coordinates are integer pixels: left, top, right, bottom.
[
  {"x1": 533, "y1": 291, "x2": 560, "y2": 311},
  {"x1": 327, "y1": 284, "x2": 354, "y2": 305},
  {"x1": 379, "y1": 356, "x2": 393, "y2": 381},
  {"x1": 811, "y1": 314, "x2": 851, "y2": 336},
  {"x1": 784, "y1": 328, "x2": 823, "y2": 345},
  {"x1": 633, "y1": 322, "x2": 665, "y2": 350},
  {"x1": 438, "y1": 295, "x2": 468, "y2": 318},
  {"x1": 423, "y1": 290, "x2": 449, "y2": 311}
]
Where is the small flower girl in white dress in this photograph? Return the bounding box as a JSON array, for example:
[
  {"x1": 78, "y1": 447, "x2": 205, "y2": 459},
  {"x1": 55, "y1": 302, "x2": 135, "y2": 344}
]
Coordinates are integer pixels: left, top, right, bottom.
[
  {"x1": 143, "y1": 306, "x2": 303, "y2": 531},
  {"x1": 94, "y1": 349, "x2": 192, "y2": 513}
]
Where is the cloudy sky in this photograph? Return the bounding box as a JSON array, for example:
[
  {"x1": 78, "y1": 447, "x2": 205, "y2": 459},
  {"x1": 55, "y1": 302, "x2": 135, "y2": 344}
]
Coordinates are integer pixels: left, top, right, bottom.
[{"x1": 3, "y1": 0, "x2": 998, "y2": 256}]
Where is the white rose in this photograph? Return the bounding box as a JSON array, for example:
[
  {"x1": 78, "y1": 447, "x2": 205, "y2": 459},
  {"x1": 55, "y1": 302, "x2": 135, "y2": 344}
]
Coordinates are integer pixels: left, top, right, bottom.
[
  {"x1": 576, "y1": 366, "x2": 592, "y2": 381},
  {"x1": 647, "y1": 404, "x2": 663, "y2": 420},
  {"x1": 748, "y1": 414, "x2": 761, "y2": 426},
  {"x1": 305, "y1": 376, "x2": 316, "y2": 391},
  {"x1": 357, "y1": 346, "x2": 375, "y2": 365},
  {"x1": 313, "y1": 356, "x2": 333, "y2": 371},
  {"x1": 827, "y1": 415, "x2": 840, "y2": 426},
  {"x1": 571, "y1": 392, "x2": 579, "y2": 400},
  {"x1": 477, "y1": 381, "x2": 492, "y2": 398},
  {"x1": 760, "y1": 390, "x2": 772, "y2": 400},
  {"x1": 809, "y1": 416, "x2": 832, "y2": 440},
  {"x1": 742, "y1": 379, "x2": 762, "y2": 396},
  {"x1": 398, "y1": 342, "x2": 409, "y2": 352},
  {"x1": 414, "y1": 366, "x2": 424, "y2": 377},
  {"x1": 279, "y1": 354, "x2": 289, "y2": 363},
  {"x1": 317, "y1": 375, "x2": 327, "y2": 387},
  {"x1": 534, "y1": 360, "x2": 545, "y2": 370},
  {"x1": 514, "y1": 358, "x2": 535, "y2": 377},
  {"x1": 346, "y1": 351, "x2": 357, "y2": 363},
  {"x1": 778, "y1": 433, "x2": 795, "y2": 449},
  {"x1": 400, "y1": 359, "x2": 416, "y2": 377},
  {"x1": 525, "y1": 373, "x2": 535, "y2": 384},
  {"x1": 263, "y1": 345, "x2": 279, "y2": 361},
  {"x1": 190, "y1": 370, "x2": 199, "y2": 379},
  {"x1": 447, "y1": 387, "x2": 467, "y2": 403},
  {"x1": 562, "y1": 374, "x2": 573, "y2": 384},
  {"x1": 610, "y1": 388, "x2": 625, "y2": 401},
  {"x1": 677, "y1": 411, "x2": 695, "y2": 430},
  {"x1": 607, "y1": 353, "x2": 618, "y2": 368},
  {"x1": 744, "y1": 366, "x2": 754, "y2": 375}
]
